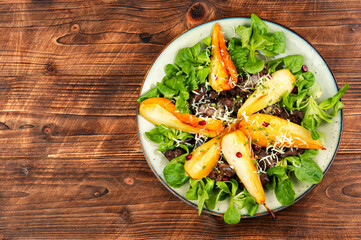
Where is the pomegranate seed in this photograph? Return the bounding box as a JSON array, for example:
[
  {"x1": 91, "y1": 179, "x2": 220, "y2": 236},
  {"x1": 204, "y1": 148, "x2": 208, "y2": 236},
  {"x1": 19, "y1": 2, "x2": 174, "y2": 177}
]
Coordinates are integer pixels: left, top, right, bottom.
[
  {"x1": 302, "y1": 65, "x2": 308, "y2": 72},
  {"x1": 292, "y1": 86, "x2": 298, "y2": 94},
  {"x1": 198, "y1": 120, "x2": 206, "y2": 125},
  {"x1": 253, "y1": 144, "x2": 260, "y2": 151},
  {"x1": 236, "y1": 152, "x2": 242, "y2": 158},
  {"x1": 194, "y1": 89, "x2": 199, "y2": 92},
  {"x1": 262, "y1": 121, "x2": 270, "y2": 127},
  {"x1": 238, "y1": 75, "x2": 243, "y2": 81},
  {"x1": 186, "y1": 154, "x2": 192, "y2": 160},
  {"x1": 223, "y1": 177, "x2": 229, "y2": 181}
]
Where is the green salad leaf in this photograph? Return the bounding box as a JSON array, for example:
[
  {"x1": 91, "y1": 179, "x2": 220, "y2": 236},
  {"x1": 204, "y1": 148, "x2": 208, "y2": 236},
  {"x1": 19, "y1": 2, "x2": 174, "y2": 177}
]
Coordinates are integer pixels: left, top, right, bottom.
[
  {"x1": 163, "y1": 163, "x2": 189, "y2": 188},
  {"x1": 232, "y1": 13, "x2": 286, "y2": 74}
]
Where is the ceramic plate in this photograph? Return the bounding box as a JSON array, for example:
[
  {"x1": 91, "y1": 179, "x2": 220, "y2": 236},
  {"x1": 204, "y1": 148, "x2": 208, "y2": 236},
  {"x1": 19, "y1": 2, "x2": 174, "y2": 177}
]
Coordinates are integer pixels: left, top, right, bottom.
[{"x1": 137, "y1": 17, "x2": 343, "y2": 218}]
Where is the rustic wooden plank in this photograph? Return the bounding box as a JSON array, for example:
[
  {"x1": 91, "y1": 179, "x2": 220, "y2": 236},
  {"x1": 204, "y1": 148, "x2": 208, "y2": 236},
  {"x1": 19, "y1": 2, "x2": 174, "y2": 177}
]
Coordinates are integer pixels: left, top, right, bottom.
[{"x1": 0, "y1": 0, "x2": 359, "y2": 239}]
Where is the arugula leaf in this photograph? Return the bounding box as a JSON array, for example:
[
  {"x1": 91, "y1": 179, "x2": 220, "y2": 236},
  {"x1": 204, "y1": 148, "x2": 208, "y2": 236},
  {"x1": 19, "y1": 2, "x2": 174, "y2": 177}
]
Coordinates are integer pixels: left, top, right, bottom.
[
  {"x1": 228, "y1": 38, "x2": 249, "y2": 73},
  {"x1": 185, "y1": 179, "x2": 201, "y2": 200},
  {"x1": 206, "y1": 188, "x2": 228, "y2": 210},
  {"x1": 163, "y1": 163, "x2": 189, "y2": 188},
  {"x1": 137, "y1": 87, "x2": 159, "y2": 103},
  {"x1": 266, "y1": 175, "x2": 276, "y2": 190},
  {"x1": 263, "y1": 31, "x2": 286, "y2": 56},
  {"x1": 251, "y1": 13, "x2": 268, "y2": 35},
  {"x1": 197, "y1": 185, "x2": 209, "y2": 215},
  {"x1": 294, "y1": 157, "x2": 323, "y2": 184},
  {"x1": 267, "y1": 166, "x2": 287, "y2": 180},
  {"x1": 267, "y1": 55, "x2": 304, "y2": 74},
  {"x1": 242, "y1": 189, "x2": 259, "y2": 216},
  {"x1": 165, "y1": 64, "x2": 181, "y2": 77},
  {"x1": 156, "y1": 82, "x2": 177, "y2": 99},
  {"x1": 216, "y1": 181, "x2": 232, "y2": 194},
  {"x1": 283, "y1": 55, "x2": 304, "y2": 73},
  {"x1": 319, "y1": 83, "x2": 349, "y2": 110},
  {"x1": 145, "y1": 125, "x2": 193, "y2": 152},
  {"x1": 202, "y1": 36, "x2": 212, "y2": 46},
  {"x1": 196, "y1": 66, "x2": 210, "y2": 84},
  {"x1": 224, "y1": 206, "x2": 241, "y2": 224},
  {"x1": 275, "y1": 178, "x2": 295, "y2": 206},
  {"x1": 145, "y1": 127, "x2": 164, "y2": 143},
  {"x1": 286, "y1": 150, "x2": 323, "y2": 184},
  {"x1": 235, "y1": 25, "x2": 252, "y2": 47}
]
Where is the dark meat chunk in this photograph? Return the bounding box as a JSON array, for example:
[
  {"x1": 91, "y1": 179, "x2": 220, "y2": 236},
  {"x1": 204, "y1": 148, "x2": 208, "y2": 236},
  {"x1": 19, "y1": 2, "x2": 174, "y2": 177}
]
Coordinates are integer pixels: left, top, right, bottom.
[
  {"x1": 271, "y1": 105, "x2": 289, "y2": 120},
  {"x1": 288, "y1": 110, "x2": 305, "y2": 125},
  {"x1": 218, "y1": 163, "x2": 236, "y2": 178},
  {"x1": 253, "y1": 145, "x2": 277, "y2": 170},
  {"x1": 179, "y1": 137, "x2": 195, "y2": 146},
  {"x1": 164, "y1": 148, "x2": 185, "y2": 161},
  {"x1": 218, "y1": 97, "x2": 234, "y2": 110},
  {"x1": 269, "y1": 105, "x2": 305, "y2": 125},
  {"x1": 208, "y1": 170, "x2": 223, "y2": 182},
  {"x1": 259, "y1": 67, "x2": 269, "y2": 78},
  {"x1": 188, "y1": 84, "x2": 207, "y2": 104},
  {"x1": 281, "y1": 148, "x2": 304, "y2": 158},
  {"x1": 260, "y1": 173, "x2": 270, "y2": 187},
  {"x1": 208, "y1": 162, "x2": 236, "y2": 182},
  {"x1": 198, "y1": 103, "x2": 216, "y2": 117},
  {"x1": 208, "y1": 90, "x2": 218, "y2": 100}
]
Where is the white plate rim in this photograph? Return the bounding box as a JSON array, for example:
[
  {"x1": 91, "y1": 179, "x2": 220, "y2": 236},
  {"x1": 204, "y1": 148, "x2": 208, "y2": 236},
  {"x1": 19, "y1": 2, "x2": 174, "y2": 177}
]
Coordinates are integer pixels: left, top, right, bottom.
[{"x1": 136, "y1": 17, "x2": 343, "y2": 218}]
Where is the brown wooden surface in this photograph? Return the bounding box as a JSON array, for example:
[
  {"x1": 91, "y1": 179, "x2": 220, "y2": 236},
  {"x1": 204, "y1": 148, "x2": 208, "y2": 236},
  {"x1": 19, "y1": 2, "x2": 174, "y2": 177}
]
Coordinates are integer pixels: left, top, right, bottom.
[{"x1": 0, "y1": 0, "x2": 359, "y2": 239}]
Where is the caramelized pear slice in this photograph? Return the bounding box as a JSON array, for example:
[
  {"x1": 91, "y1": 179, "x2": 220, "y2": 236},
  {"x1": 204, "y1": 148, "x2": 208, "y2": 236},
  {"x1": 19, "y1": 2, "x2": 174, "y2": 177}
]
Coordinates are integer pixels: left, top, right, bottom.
[
  {"x1": 139, "y1": 97, "x2": 224, "y2": 137},
  {"x1": 239, "y1": 114, "x2": 325, "y2": 150},
  {"x1": 209, "y1": 23, "x2": 238, "y2": 92},
  {"x1": 237, "y1": 69, "x2": 296, "y2": 118},
  {"x1": 221, "y1": 130, "x2": 265, "y2": 204},
  {"x1": 184, "y1": 138, "x2": 221, "y2": 180}
]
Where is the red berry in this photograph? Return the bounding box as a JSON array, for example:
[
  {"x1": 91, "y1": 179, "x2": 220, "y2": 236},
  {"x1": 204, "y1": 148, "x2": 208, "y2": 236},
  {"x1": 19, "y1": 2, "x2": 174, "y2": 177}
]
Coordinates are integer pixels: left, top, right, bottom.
[
  {"x1": 262, "y1": 121, "x2": 270, "y2": 127},
  {"x1": 223, "y1": 177, "x2": 229, "y2": 181},
  {"x1": 236, "y1": 152, "x2": 242, "y2": 158},
  {"x1": 198, "y1": 120, "x2": 206, "y2": 125},
  {"x1": 253, "y1": 144, "x2": 260, "y2": 151},
  {"x1": 302, "y1": 65, "x2": 308, "y2": 72},
  {"x1": 238, "y1": 75, "x2": 243, "y2": 81},
  {"x1": 186, "y1": 154, "x2": 192, "y2": 160},
  {"x1": 292, "y1": 86, "x2": 298, "y2": 94}
]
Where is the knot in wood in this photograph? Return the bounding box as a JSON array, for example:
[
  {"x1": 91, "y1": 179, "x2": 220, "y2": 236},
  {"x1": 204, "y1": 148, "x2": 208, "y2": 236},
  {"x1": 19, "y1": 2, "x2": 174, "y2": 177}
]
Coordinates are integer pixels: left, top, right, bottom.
[
  {"x1": 42, "y1": 126, "x2": 52, "y2": 136},
  {"x1": 120, "y1": 207, "x2": 130, "y2": 222},
  {"x1": 19, "y1": 124, "x2": 35, "y2": 129},
  {"x1": 124, "y1": 177, "x2": 134, "y2": 186},
  {"x1": 45, "y1": 63, "x2": 57, "y2": 75},
  {"x1": 0, "y1": 122, "x2": 9, "y2": 130},
  {"x1": 139, "y1": 33, "x2": 152, "y2": 43},
  {"x1": 187, "y1": 2, "x2": 209, "y2": 25},
  {"x1": 94, "y1": 188, "x2": 109, "y2": 198},
  {"x1": 71, "y1": 24, "x2": 80, "y2": 32}
]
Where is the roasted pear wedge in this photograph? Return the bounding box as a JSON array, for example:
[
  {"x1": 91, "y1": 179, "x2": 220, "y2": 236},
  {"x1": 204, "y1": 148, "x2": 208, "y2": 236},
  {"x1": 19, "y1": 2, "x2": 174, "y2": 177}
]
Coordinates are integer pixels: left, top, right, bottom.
[
  {"x1": 139, "y1": 97, "x2": 224, "y2": 137},
  {"x1": 221, "y1": 130, "x2": 265, "y2": 205},
  {"x1": 239, "y1": 114, "x2": 325, "y2": 150},
  {"x1": 184, "y1": 138, "x2": 221, "y2": 180},
  {"x1": 209, "y1": 23, "x2": 238, "y2": 92},
  {"x1": 237, "y1": 69, "x2": 296, "y2": 118},
  {"x1": 184, "y1": 122, "x2": 240, "y2": 180}
]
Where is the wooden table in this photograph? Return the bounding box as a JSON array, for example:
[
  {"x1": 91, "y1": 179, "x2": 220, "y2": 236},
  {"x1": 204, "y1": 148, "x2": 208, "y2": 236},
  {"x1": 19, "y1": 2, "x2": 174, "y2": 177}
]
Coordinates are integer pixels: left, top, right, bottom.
[{"x1": 0, "y1": 0, "x2": 359, "y2": 239}]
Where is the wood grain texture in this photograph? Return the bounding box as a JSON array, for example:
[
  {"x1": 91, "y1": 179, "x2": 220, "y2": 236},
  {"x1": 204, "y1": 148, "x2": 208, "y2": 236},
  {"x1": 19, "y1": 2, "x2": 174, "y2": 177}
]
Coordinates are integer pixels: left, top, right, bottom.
[{"x1": 0, "y1": 0, "x2": 359, "y2": 239}]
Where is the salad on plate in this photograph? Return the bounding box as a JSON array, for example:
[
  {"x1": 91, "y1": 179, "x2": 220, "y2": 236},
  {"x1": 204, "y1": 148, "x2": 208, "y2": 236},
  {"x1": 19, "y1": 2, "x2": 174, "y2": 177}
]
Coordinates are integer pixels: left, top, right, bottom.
[{"x1": 137, "y1": 14, "x2": 348, "y2": 224}]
